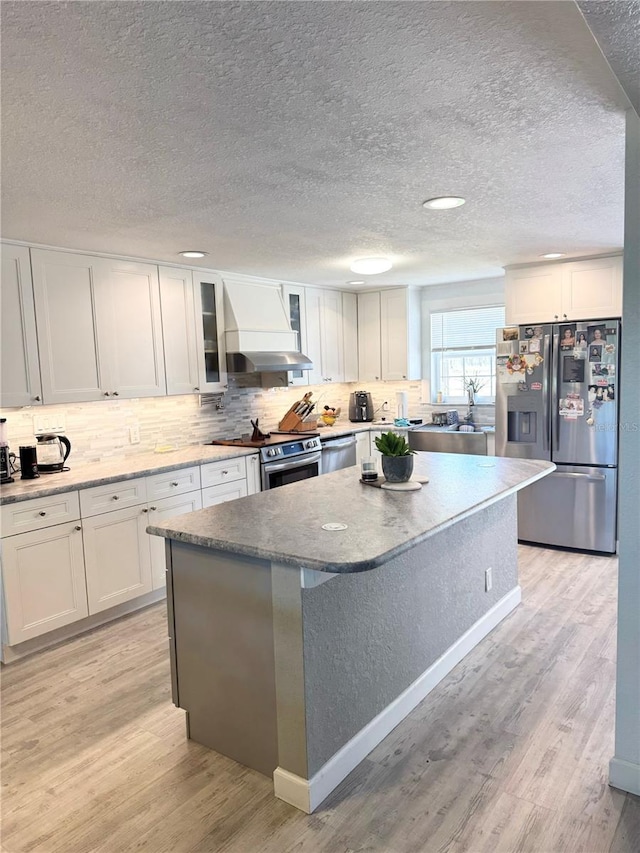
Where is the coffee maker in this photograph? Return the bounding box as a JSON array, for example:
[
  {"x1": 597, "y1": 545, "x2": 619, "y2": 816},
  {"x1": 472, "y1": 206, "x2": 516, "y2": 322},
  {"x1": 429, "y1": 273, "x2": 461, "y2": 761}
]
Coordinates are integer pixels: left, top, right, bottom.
[
  {"x1": 349, "y1": 391, "x2": 374, "y2": 423},
  {"x1": 0, "y1": 418, "x2": 14, "y2": 484}
]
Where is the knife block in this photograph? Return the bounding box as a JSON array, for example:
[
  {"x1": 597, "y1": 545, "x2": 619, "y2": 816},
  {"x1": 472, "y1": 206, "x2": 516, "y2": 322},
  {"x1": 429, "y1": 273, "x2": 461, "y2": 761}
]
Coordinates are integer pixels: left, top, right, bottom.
[{"x1": 279, "y1": 395, "x2": 317, "y2": 432}]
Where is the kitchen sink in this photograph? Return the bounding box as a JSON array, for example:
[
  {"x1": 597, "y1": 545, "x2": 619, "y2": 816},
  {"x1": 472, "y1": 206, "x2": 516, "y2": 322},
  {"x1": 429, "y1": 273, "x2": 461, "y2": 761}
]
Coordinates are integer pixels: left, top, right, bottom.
[{"x1": 407, "y1": 424, "x2": 488, "y2": 455}]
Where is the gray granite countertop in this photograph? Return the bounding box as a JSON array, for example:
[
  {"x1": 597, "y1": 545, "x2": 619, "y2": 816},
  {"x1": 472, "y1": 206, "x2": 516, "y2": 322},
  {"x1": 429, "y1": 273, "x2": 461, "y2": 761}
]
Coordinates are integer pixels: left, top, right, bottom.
[
  {"x1": 0, "y1": 446, "x2": 258, "y2": 505},
  {"x1": 148, "y1": 453, "x2": 554, "y2": 574}
]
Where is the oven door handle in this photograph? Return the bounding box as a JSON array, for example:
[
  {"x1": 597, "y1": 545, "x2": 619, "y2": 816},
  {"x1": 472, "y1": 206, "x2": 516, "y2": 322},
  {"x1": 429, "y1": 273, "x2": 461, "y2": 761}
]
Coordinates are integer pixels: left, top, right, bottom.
[{"x1": 263, "y1": 451, "x2": 323, "y2": 474}]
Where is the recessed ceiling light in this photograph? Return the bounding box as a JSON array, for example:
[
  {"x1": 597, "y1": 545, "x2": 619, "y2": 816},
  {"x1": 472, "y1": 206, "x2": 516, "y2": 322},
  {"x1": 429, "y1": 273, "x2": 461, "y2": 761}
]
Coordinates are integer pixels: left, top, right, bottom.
[
  {"x1": 347, "y1": 280, "x2": 365, "y2": 285},
  {"x1": 422, "y1": 196, "x2": 466, "y2": 210},
  {"x1": 541, "y1": 252, "x2": 565, "y2": 259},
  {"x1": 350, "y1": 258, "x2": 393, "y2": 275},
  {"x1": 179, "y1": 250, "x2": 207, "y2": 259}
]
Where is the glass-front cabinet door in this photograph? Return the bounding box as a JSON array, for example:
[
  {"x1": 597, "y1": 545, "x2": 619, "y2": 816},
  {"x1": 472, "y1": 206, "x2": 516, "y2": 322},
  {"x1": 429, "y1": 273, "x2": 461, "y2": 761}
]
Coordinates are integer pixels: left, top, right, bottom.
[
  {"x1": 193, "y1": 274, "x2": 227, "y2": 392},
  {"x1": 282, "y1": 284, "x2": 309, "y2": 386}
]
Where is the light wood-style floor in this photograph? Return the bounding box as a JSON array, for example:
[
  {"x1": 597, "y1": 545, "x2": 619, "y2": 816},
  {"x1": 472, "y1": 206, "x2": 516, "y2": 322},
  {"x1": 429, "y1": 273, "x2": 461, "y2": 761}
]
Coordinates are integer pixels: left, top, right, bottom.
[{"x1": 2, "y1": 545, "x2": 639, "y2": 853}]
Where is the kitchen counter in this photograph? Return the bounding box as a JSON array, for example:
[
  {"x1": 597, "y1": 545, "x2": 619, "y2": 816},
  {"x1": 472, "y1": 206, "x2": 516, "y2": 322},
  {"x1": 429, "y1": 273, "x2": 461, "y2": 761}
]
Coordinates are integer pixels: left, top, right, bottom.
[
  {"x1": 0, "y1": 445, "x2": 258, "y2": 505},
  {"x1": 156, "y1": 451, "x2": 553, "y2": 814},
  {"x1": 149, "y1": 453, "x2": 550, "y2": 573}
]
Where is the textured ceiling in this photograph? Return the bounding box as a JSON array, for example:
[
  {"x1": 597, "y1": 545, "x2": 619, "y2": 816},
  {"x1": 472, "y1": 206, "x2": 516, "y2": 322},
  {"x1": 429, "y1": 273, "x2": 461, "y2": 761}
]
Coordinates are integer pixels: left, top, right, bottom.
[
  {"x1": 0, "y1": 1, "x2": 629, "y2": 288},
  {"x1": 578, "y1": 1, "x2": 640, "y2": 117}
]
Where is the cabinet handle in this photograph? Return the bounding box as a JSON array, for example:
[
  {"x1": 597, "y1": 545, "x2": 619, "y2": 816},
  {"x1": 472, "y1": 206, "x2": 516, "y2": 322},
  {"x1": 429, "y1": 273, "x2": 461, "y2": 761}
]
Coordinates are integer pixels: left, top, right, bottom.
[
  {"x1": 34, "y1": 395, "x2": 41, "y2": 402},
  {"x1": 171, "y1": 481, "x2": 179, "y2": 487},
  {"x1": 113, "y1": 391, "x2": 119, "y2": 396},
  {"x1": 554, "y1": 315, "x2": 559, "y2": 320},
  {"x1": 104, "y1": 391, "x2": 110, "y2": 396},
  {"x1": 75, "y1": 525, "x2": 82, "y2": 531},
  {"x1": 403, "y1": 375, "x2": 406, "y2": 379},
  {"x1": 194, "y1": 387, "x2": 200, "y2": 392},
  {"x1": 150, "y1": 506, "x2": 157, "y2": 511},
  {"x1": 142, "y1": 507, "x2": 148, "y2": 513},
  {"x1": 112, "y1": 495, "x2": 119, "y2": 501},
  {"x1": 375, "y1": 376, "x2": 379, "y2": 381},
  {"x1": 38, "y1": 511, "x2": 47, "y2": 517},
  {"x1": 221, "y1": 470, "x2": 228, "y2": 475},
  {"x1": 563, "y1": 314, "x2": 568, "y2": 319}
]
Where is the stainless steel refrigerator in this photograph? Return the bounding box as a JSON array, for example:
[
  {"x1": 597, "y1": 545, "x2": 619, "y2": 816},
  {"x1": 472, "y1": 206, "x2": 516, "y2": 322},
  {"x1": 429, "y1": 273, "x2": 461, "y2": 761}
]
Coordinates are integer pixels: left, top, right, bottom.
[{"x1": 496, "y1": 319, "x2": 620, "y2": 553}]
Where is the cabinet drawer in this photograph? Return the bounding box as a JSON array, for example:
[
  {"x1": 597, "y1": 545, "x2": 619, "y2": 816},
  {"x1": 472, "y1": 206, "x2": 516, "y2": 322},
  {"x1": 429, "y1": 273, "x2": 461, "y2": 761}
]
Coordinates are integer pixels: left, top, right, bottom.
[
  {"x1": 202, "y1": 480, "x2": 248, "y2": 508},
  {"x1": 80, "y1": 477, "x2": 147, "y2": 517},
  {"x1": 1, "y1": 492, "x2": 80, "y2": 536},
  {"x1": 146, "y1": 466, "x2": 201, "y2": 501},
  {"x1": 201, "y1": 457, "x2": 247, "y2": 488}
]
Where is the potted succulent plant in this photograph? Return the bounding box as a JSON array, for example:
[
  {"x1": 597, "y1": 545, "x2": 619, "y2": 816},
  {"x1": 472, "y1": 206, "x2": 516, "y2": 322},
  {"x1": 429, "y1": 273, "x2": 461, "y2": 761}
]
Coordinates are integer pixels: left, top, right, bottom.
[{"x1": 374, "y1": 431, "x2": 416, "y2": 483}]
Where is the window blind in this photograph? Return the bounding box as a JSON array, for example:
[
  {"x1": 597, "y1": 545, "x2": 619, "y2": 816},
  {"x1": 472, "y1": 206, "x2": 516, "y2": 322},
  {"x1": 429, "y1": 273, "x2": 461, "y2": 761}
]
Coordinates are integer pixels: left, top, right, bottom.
[{"x1": 431, "y1": 306, "x2": 506, "y2": 351}]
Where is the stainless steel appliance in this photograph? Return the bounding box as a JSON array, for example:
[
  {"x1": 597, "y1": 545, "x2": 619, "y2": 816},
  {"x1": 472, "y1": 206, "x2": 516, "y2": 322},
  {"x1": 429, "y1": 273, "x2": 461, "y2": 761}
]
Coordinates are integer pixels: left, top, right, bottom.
[
  {"x1": 35, "y1": 433, "x2": 71, "y2": 473},
  {"x1": 0, "y1": 418, "x2": 14, "y2": 484},
  {"x1": 320, "y1": 433, "x2": 357, "y2": 473},
  {"x1": 408, "y1": 425, "x2": 488, "y2": 455},
  {"x1": 496, "y1": 320, "x2": 620, "y2": 553},
  {"x1": 349, "y1": 391, "x2": 374, "y2": 422},
  {"x1": 19, "y1": 445, "x2": 40, "y2": 479},
  {"x1": 210, "y1": 433, "x2": 322, "y2": 491}
]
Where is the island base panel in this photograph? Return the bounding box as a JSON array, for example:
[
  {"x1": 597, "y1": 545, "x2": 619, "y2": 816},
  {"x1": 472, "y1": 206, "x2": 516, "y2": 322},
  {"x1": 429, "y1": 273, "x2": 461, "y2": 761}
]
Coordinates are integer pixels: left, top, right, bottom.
[{"x1": 169, "y1": 542, "x2": 278, "y2": 777}]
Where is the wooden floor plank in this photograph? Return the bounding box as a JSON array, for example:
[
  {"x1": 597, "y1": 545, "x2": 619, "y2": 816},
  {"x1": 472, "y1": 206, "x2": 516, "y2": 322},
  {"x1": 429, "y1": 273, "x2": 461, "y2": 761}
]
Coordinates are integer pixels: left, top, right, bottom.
[{"x1": 2, "y1": 544, "x2": 639, "y2": 853}]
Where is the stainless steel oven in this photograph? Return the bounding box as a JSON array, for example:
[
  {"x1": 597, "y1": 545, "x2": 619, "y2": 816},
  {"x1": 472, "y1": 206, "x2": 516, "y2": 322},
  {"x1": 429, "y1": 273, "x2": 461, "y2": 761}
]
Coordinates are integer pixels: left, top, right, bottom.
[{"x1": 261, "y1": 447, "x2": 322, "y2": 490}]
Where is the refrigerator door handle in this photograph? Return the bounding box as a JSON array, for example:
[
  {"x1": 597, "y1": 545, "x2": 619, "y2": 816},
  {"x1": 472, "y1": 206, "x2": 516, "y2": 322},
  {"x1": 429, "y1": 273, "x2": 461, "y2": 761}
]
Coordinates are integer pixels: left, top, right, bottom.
[
  {"x1": 542, "y1": 333, "x2": 551, "y2": 452},
  {"x1": 552, "y1": 472, "x2": 607, "y2": 483},
  {"x1": 551, "y1": 330, "x2": 560, "y2": 453}
]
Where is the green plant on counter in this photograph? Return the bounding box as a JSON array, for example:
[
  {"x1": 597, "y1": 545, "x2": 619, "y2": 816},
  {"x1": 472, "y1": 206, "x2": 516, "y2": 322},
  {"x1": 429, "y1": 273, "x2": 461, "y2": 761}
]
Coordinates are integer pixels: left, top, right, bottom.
[{"x1": 374, "y1": 431, "x2": 415, "y2": 457}]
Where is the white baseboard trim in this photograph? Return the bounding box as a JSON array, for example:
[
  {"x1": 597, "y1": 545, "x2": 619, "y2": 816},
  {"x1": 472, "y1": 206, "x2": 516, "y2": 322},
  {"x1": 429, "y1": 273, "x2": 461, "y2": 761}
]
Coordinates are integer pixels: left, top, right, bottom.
[
  {"x1": 609, "y1": 757, "x2": 640, "y2": 796},
  {"x1": 274, "y1": 585, "x2": 521, "y2": 813}
]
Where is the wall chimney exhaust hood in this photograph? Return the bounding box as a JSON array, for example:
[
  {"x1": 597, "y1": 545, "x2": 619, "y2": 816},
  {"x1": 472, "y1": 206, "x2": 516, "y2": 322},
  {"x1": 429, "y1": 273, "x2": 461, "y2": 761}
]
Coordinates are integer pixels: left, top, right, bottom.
[{"x1": 223, "y1": 278, "x2": 312, "y2": 373}]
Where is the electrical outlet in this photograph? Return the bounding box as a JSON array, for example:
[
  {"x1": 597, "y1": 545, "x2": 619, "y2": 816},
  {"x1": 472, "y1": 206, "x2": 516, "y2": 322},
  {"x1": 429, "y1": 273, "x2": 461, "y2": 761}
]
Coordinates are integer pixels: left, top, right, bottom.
[
  {"x1": 485, "y1": 567, "x2": 493, "y2": 592},
  {"x1": 129, "y1": 425, "x2": 140, "y2": 444}
]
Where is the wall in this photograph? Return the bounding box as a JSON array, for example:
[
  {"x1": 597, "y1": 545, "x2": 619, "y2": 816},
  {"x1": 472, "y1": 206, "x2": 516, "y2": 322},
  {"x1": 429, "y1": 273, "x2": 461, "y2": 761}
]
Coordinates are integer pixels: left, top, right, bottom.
[{"x1": 610, "y1": 108, "x2": 640, "y2": 796}]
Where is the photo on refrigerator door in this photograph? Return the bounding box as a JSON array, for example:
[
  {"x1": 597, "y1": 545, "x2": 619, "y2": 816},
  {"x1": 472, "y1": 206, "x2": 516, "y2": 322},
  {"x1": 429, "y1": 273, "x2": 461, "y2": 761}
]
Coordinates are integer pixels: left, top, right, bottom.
[
  {"x1": 587, "y1": 324, "x2": 607, "y2": 344},
  {"x1": 559, "y1": 324, "x2": 576, "y2": 348},
  {"x1": 589, "y1": 344, "x2": 603, "y2": 362}
]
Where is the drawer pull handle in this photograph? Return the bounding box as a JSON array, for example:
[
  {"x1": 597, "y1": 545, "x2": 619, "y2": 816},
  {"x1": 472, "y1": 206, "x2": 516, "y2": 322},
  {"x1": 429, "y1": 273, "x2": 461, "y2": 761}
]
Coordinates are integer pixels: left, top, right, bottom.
[
  {"x1": 104, "y1": 391, "x2": 110, "y2": 396},
  {"x1": 34, "y1": 395, "x2": 41, "y2": 402},
  {"x1": 112, "y1": 495, "x2": 119, "y2": 501},
  {"x1": 171, "y1": 481, "x2": 179, "y2": 487},
  {"x1": 142, "y1": 508, "x2": 148, "y2": 513},
  {"x1": 150, "y1": 506, "x2": 157, "y2": 511},
  {"x1": 113, "y1": 391, "x2": 119, "y2": 396},
  {"x1": 38, "y1": 511, "x2": 47, "y2": 517},
  {"x1": 75, "y1": 525, "x2": 82, "y2": 531},
  {"x1": 221, "y1": 470, "x2": 228, "y2": 475},
  {"x1": 194, "y1": 387, "x2": 200, "y2": 392}
]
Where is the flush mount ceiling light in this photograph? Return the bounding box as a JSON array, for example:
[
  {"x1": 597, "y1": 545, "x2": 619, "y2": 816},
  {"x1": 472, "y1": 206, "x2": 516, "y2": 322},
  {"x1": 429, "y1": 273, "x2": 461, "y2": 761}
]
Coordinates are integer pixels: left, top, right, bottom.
[
  {"x1": 347, "y1": 280, "x2": 365, "y2": 285},
  {"x1": 422, "y1": 196, "x2": 466, "y2": 210},
  {"x1": 179, "y1": 250, "x2": 207, "y2": 259},
  {"x1": 541, "y1": 252, "x2": 565, "y2": 259},
  {"x1": 349, "y1": 258, "x2": 393, "y2": 275}
]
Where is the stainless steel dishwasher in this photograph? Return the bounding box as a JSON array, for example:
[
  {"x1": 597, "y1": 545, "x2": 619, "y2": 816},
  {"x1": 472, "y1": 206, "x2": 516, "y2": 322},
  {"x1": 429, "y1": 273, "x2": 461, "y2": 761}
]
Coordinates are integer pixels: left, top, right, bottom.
[{"x1": 320, "y1": 433, "x2": 357, "y2": 473}]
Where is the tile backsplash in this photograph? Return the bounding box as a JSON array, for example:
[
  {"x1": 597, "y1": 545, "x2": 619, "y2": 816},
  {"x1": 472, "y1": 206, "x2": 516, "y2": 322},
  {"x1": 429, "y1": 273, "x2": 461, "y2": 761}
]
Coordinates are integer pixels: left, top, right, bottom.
[{"x1": 1, "y1": 380, "x2": 494, "y2": 466}]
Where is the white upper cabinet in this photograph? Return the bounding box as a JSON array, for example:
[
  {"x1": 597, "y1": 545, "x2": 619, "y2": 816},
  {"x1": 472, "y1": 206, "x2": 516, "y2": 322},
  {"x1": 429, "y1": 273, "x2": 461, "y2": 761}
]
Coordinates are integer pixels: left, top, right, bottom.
[
  {"x1": 192, "y1": 272, "x2": 228, "y2": 392},
  {"x1": 380, "y1": 288, "x2": 421, "y2": 381},
  {"x1": 31, "y1": 249, "x2": 105, "y2": 403},
  {"x1": 31, "y1": 250, "x2": 165, "y2": 402},
  {"x1": 505, "y1": 256, "x2": 622, "y2": 325},
  {"x1": 357, "y1": 291, "x2": 382, "y2": 382},
  {"x1": 305, "y1": 287, "x2": 346, "y2": 384},
  {"x1": 159, "y1": 266, "x2": 200, "y2": 395},
  {"x1": 282, "y1": 283, "x2": 309, "y2": 387},
  {"x1": 560, "y1": 256, "x2": 623, "y2": 321},
  {"x1": 92, "y1": 257, "x2": 166, "y2": 398},
  {"x1": 342, "y1": 291, "x2": 359, "y2": 383},
  {"x1": 1, "y1": 244, "x2": 43, "y2": 407}
]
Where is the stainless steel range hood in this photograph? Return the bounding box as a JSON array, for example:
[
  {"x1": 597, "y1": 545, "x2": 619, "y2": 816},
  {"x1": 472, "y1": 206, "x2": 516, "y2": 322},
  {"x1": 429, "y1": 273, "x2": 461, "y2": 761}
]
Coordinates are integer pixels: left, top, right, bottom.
[{"x1": 223, "y1": 278, "x2": 312, "y2": 373}]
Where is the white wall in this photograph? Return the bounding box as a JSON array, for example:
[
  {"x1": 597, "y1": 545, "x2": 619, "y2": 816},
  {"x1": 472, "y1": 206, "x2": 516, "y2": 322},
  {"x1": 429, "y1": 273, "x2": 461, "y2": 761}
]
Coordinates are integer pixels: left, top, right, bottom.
[{"x1": 609, "y1": 108, "x2": 640, "y2": 796}]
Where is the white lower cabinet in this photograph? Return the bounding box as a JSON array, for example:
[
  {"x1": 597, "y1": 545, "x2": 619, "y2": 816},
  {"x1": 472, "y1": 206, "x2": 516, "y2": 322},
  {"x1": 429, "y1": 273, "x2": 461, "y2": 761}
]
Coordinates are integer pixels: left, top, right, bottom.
[
  {"x1": 147, "y1": 491, "x2": 202, "y2": 590},
  {"x1": 355, "y1": 432, "x2": 370, "y2": 465},
  {"x1": 202, "y1": 480, "x2": 248, "y2": 508},
  {"x1": 82, "y1": 504, "x2": 153, "y2": 614},
  {"x1": 1, "y1": 521, "x2": 88, "y2": 645},
  {"x1": 0, "y1": 454, "x2": 258, "y2": 653}
]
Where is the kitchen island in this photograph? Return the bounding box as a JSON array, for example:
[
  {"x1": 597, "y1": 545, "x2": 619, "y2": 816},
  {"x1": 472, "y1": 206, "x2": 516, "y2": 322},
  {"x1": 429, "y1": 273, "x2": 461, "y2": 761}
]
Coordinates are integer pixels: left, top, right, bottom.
[{"x1": 148, "y1": 452, "x2": 553, "y2": 812}]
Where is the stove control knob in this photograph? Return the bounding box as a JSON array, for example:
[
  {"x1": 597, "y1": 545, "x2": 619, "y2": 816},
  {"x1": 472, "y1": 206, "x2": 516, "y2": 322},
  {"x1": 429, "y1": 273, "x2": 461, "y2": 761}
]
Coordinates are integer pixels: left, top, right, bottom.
[
  {"x1": 305, "y1": 440, "x2": 315, "y2": 449},
  {"x1": 267, "y1": 448, "x2": 277, "y2": 457}
]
